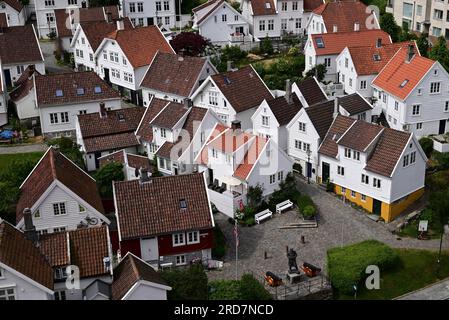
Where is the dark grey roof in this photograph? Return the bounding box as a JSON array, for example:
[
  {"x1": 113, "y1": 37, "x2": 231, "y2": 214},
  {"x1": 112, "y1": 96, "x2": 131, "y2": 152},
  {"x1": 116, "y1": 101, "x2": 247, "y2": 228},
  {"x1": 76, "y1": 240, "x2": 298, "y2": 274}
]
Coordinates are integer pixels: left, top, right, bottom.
[
  {"x1": 267, "y1": 93, "x2": 303, "y2": 126},
  {"x1": 295, "y1": 77, "x2": 327, "y2": 106},
  {"x1": 306, "y1": 100, "x2": 335, "y2": 140},
  {"x1": 338, "y1": 93, "x2": 373, "y2": 116},
  {"x1": 83, "y1": 279, "x2": 111, "y2": 300}
]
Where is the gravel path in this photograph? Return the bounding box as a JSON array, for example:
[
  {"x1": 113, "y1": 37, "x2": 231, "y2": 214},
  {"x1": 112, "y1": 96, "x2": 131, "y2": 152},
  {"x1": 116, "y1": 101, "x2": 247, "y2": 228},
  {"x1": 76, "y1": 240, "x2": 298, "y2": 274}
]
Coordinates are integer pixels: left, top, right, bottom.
[
  {"x1": 0, "y1": 143, "x2": 47, "y2": 154},
  {"x1": 39, "y1": 40, "x2": 72, "y2": 74},
  {"x1": 207, "y1": 178, "x2": 447, "y2": 281}
]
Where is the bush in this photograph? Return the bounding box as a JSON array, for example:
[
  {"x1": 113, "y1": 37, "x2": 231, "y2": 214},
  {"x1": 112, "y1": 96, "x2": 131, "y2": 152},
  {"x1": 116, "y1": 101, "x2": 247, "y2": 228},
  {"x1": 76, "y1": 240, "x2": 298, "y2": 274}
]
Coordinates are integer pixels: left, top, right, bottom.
[
  {"x1": 244, "y1": 217, "x2": 256, "y2": 227},
  {"x1": 326, "y1": 180, "x2": 335, "y2": 192},
  {"x1": 302, "y1": 205, "x2": 316, "y2": 219},
  {"x1": 297, "y1": 195, "x2": 314, "y2": 212},
  {"x1": 94, "y1": 162, "x2": 125, "y2": 198},
  {"x1": 260, "y1": 37, "x2": 273, "y2": 55},
  {"x1": 160, "y1": 264, "x2": 208, "y2": 300},
  {"x1": 209, "y1": 274, "x2": 272, "y2": 300},
  {"x1": 419, "y1": 137, "x2": 434, "y2": 158},
  {"x1": 63, "y1": 51, "x2": 71, "y2": 64},
  {"x1": 212, "y1": 226, "x2": 226, "y2": 259},
  {"x1": 327, "y1": 240, "x2": 400, "y2": 295},
  {"x1": 426, "y1": 170, "x2": 449, "y2": 191},
  {"x1": 434, "y1": 151, "x2": 449, "y2": 169}
]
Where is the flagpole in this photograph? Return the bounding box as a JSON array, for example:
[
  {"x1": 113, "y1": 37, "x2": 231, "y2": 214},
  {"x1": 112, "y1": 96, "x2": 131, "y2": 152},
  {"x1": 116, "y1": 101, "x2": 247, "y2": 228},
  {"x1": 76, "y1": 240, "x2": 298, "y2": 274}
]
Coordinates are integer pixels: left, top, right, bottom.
[{"x1": 235, "y1": 219, "x2": 238, "y2": 280}]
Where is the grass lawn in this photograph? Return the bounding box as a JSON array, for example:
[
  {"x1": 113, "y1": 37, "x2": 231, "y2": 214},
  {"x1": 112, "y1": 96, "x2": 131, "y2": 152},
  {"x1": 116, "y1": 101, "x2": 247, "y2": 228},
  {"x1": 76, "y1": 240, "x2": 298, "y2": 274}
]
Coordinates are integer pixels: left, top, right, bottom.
[
  {"x1": 0, "y1": 152, "x2": 44, "y2": 173},
  {"x1": 337, "y1": 249, "x2": 449, "y2": 300}
]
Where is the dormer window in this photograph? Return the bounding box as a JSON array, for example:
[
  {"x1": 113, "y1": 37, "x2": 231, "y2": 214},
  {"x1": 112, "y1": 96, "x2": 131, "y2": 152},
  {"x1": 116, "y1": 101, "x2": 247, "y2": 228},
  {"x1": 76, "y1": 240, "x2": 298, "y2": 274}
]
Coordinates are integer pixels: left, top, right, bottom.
[{"x1": 55, "y1": 89, "x2": 63, "y2": 97}]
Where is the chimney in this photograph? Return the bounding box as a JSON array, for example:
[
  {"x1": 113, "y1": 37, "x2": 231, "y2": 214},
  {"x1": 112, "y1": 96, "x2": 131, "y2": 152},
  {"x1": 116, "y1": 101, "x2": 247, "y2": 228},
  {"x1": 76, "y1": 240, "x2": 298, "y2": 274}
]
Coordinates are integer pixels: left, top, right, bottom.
[
  {"x1": 406, "y1": 44, "x2": 415, "y2": 62},
  {"x1": 99, "y1": 102, "x2": 107, "y2": 118},
  {"x1": 227, "y1": 60, "x2": 233, "y2": 72},
  {"x1": 116, "y1": 19, "x2": 124, "y2": 31},
  {"x1": 332, "y1": 25, "x2": 338, "y2": 33},
  {"x1": 231, "y1": 120, "x2": 241, "y2": 131},
  {"x1": 183, "y1": 98, "x2": 192, "y2": 108},
  {"x1": 23, "y1": 208, "x2": 38, "y2": 243},
  {"x1": 333, "y1": 96, "x2": 339, "y2": 119},
  {"x1": 106, "y1": 11, "x2": 112, "y2": 24},
  {"x1": 376, "y1": 38, "x2": 382, "y2": 48},
  {"x1": 354, "y1": 21, "x2": 360, "y2": 31},
  {"x1": 285, "y1": 79, "x2": 292, "y2": 104},
  {"x1": 139, "y1": 167, "x2": 150, "y2": 184}
]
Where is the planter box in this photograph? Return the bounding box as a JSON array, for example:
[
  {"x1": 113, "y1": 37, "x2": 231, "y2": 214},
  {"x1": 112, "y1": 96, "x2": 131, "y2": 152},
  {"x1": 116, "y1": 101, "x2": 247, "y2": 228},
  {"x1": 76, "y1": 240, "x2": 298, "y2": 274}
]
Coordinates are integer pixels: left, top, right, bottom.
[{"x1": 432, "y1": 139, "x2": 449, "y2": 153}]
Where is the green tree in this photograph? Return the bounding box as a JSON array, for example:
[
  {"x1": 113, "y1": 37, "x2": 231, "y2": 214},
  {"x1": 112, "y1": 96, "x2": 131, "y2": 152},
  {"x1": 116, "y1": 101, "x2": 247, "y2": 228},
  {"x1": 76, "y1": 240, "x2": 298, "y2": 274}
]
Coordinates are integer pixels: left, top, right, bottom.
[
  {"x1": 380, "y1": 13, "x2": 401, "y2": 42},
  {"x1": 94, "y1": 162, "x2": 125, "y2": 198},
  {"x1": 398, "y1": 23, "x2": 418, "y2": 42},
  {"x1": 429, "y1": 36, "x2": 449, "y2": 72},
  {"x1": 305, "y1": 64, "x2": 327, "y2": 82},
  {"x1": 47, "y1": 137, "x2": 85, "y2": 168},
  {"x1": 239, "y1": 274, "x2": 272, "y2": 300},
  {"x1": 151, "y1": 156, "x2": 163, "y2": 177},
  {"x1": 416, "y1": 33, "x2": 430, "y2": 57},
  {"x1": 247, "y1": 183, "x2": 263, "y2": 208},
  {"x1": 161, "y1": 264, "x2": 208, "y2": 300},
  {"x1": 419, "y1": 137, "x2": 433, "y2": 158},
  {"x1": 260, "y1": 37, "x2": 274, "y2": 55}
]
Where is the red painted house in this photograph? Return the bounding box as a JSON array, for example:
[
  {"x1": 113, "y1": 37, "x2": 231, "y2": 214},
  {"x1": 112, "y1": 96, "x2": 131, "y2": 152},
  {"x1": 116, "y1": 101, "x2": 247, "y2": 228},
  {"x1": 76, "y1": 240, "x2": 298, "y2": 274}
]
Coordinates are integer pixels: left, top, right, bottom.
[{"x1": 113, "y1": 172, "x2": 215, "y2": 268}]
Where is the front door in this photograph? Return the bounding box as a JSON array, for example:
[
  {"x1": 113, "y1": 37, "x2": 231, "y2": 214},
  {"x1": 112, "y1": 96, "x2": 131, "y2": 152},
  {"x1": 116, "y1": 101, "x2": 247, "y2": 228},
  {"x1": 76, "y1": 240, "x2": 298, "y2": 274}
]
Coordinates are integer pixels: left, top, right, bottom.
[
  {"x1": 148, "y1": 17, "x2": 154, "y2": 25},
  {"x1": 236, "y1": 26, "x2": 244, "y2": 34},
  {"x1": 94, "y1": 152, "x2": 101, "y2": 169},
  {"x1": 322, "y1": 162, "x2": 330, "y2": 183},
  {"x1": 372, "y1": 199, "x2": 382, "y2": 216},
  {"x1": 208, "y1": 168, "x2": 214, "y2": 185},
  {"x1": 103, "y1": 68, "x2": 110, "y2": 85},
  {"x1": 140, "y1": 237, "x2": 159, "y2": 262},
  {"x1": 4, "y1": 69, "x2": 11, "y2": 88},
  {"x1": 439, "y1": 119, "x2": 446, "y2": 134}
]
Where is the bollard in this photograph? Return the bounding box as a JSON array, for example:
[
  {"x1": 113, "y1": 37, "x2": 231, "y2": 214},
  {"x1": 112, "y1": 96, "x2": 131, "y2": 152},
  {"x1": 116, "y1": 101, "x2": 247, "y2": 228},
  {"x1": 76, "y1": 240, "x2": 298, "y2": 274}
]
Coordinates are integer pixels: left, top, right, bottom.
[
  {"x1": 286, "y1": 245, "x2": 289, "y2": 253},
  {"x1": 264, "y1": 251, "x2": 268, "y2": 259},
  {"x1": 301, "y1": 235, "x2": 305, "y2": 244}
]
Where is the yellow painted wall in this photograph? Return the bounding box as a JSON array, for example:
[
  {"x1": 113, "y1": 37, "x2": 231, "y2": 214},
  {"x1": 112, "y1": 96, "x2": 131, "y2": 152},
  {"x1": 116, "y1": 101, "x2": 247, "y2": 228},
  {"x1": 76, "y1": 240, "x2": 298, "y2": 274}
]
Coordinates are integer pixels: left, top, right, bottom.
[{"x1": 333, "y1": 185, "x2": 425, "y2": 222}]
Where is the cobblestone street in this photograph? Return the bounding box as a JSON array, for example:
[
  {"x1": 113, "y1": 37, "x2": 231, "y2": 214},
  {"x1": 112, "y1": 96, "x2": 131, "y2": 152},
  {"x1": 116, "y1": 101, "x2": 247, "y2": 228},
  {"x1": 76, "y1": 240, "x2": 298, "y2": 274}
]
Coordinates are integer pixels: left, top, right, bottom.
[{"x1": 207, "y1": 178, "x2": 447, "y2": 282}]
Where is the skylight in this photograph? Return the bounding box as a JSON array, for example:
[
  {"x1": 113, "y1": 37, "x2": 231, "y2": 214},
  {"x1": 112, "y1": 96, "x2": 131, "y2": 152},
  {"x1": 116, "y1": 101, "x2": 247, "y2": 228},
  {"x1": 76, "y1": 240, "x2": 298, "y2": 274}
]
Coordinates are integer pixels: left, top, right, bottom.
[
  {"x1": 224, "y1": 76, "x2": 231, "y2": 85},
  {"x1": 373, "y1": 54, "x2": 381, "y2": 61},
  {"x1": 94, "y1": 86, "x2": 102, "y2": 94},
  {"x1": 55, "y1": 89, "x2": 63, "y2": 97},
  {"x1": 180, "y1": 199, "x2": 187, "y2": 209},
  {"x1": 265, "y1": 2, "x2": 271, "y2": 9},
  {"x1": 76, "y1": 88, "x2": 85, "y2": 95},
  {"x1": 315, "y1": 37, "x2": 324, "y2": 48},
  {"x1": 399, "y1": 79, "x2": 409, "y2": 88},
  {"x1": 117, "y1": 113, "x2": 125, "y2": 121}
]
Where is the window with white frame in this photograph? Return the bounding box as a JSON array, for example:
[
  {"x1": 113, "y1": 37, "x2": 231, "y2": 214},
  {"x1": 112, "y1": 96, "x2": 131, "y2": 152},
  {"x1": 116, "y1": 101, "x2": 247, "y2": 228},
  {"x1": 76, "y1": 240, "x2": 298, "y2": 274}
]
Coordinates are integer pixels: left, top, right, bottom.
[
  {"x1": 281, "y1": 19, "x2": 287, "y2": 30},
  {"x1": 212, "y1": 148, "x2": 218, "y2": 158},
  {"x1": 54, "y1": 267, "x2": 67, "y2": 280},
  {"x1": 176, "y1": 255, "x2": 186, "y2": 265},
  {"x1": 412, "y1": 104, "x2": 420, "y2": 115},
  {"x1": 222, "y1": 14, "x2": 227, "y2": 22},
  {"x1": 45, "y1": 0, "x2": 55, "y2": 6},
  {"x1": 50, "y1": 113, "x2": 59, "y2": 124},
  {"x1": 137, "y1": 2, "x2": 143, "y2": 12},
  {"x1": 55, "y1": 291, "x2": 66, "y2": 300},
  {"x1": 351, "y1": 190, "x2": 356, "y2": 198},
  {"x1": 373, "y1": 178, "x2": 381, "y2": 188},
  {"x1": 34, "y1": 210, "x2": 40, "y2": 218},
  {"x1": 46, "y1": 12, "x2": 55, "y2": 23},
  {"x1": 281, "y1": 2, "x2": 287, "y2": 11},
  {"x1": 123, "y1": 72, "x2": 133, "y2": 83},
  {"x1": 38, "y1": 229, "x2": 48, "y2": 236},
  {"x1": 172, "y1": 233, "x2": 185, "y2": 246},
  {"x1": 278, "y1": 171, "x2": 283, "y2": 181},
  {"x1": 53, "y1": 202, "x2": 66, "y2": 216},
  {"x1": 0, "y1": 288, "x2": 15, "y2": 300},
  {"x1": 269, "y1": 174, "x2": 276, "y2": 184},
  {"x1": 161, "y1": 128, "x2": 167, "y2": 138},
  {"x1": 259, "y1": 20, "x2": 266, "y2": 31},
  {"x1": 209, "y1": 92, "x2": 218, "y2": 106},
  {"x1": 445, "y1": 101, "x2": 449, "y2": 112},
  {"x1": 156, "y1": 1, "x2": 161, "y2": 11},
  {"x1": 268, "y1": 19, "x2": 274, "y2": 30},
  {"x1": 410, "y1": 151, "x2": 416, "y2": 164},
  {"x1": 337, "y1": 166, "x2": 344, "y2": 176},
  {"x1": 129, "y1": 2, "x2": 136, "y2": 12},
  {"x1": 303, "y1": 143, "x2": 310, "y2": 152},
  {"x1": 187, "y1": 231, "x2": 200, "y2": 244},
  {"x1": 60, "y1": 112, "x2": 69, "y2": 123},
  {"x1": 361, "y1": 174, "x2": 369, "y2": 184},
  {"x1": 416, "y1": 122, "x2": 423, "y2": 130},
  {"x1": 361, "y1": 194, "x2": 367, "y2": 202},
  {"x1": 430, "y1": 82, "x2": 441, "y2": 93},
  {"x1": 111, "y1": 68, "x2": 120, "y2": 79},
  {"x1": 395, "y1": 101, "x2": 399, "y2": 111},
  {"x1": 292, "y1": 1, "x2": 298, "y2": 10},
  {"x1": 157, "y1": 16, "x2": 162, "y2": 25},
  {"x1": 298, "y1": 122, "x2": 306, "y2": 132},
  {"x1": 353, "y1": 151, "x2": 360, "y2": 161},
  {"x1": 341, "y1": 187, "x2": 346, "y2": 194},
  {"x1": 344, "y1": 148, "x2": 351, "y2": 158},
  {"x1": 324, "y1": 58, "x2": 331, "y2": 67},
  {"x1": 158, "y1": 157, "x2": 165, "y2": 169},
  {"x1": 89, "y1": 53, "x2": 93, "y2": 62},
  {"x1": 295, "y1": 140, "x2": 302, "y2": 150},
  {"x1": 165, "y1": 16, "x2": 170, "y2": 25},
  {"x1": 53, "y1": 226, "x2": 66, "y2": 233},
  {"x1": 16, "y1": 65, "x2": 24, "y2": 74},
  {"x1": 295, "y1": 18, "x2": 301, "y2": 29},
  {"x1": 103, "y1": 50, "x2": 107, "y2": 60},
  {"x1": 360, "y1": 80, "x2": 367, "y2": 90},
  {"x1": 262, "y1": 115, "x2": 269, "y2": 126},
  {"x1": 163, "y1": 0, "x2": 169, "y2": 10}
]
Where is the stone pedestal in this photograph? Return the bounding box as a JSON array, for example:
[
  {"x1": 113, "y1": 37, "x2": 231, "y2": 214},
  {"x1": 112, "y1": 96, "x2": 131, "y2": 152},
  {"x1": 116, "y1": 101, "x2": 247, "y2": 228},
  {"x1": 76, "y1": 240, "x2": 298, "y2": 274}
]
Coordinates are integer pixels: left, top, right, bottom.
[{"x1": 287, "y1": 272, "x2": 302, "y2": 284}]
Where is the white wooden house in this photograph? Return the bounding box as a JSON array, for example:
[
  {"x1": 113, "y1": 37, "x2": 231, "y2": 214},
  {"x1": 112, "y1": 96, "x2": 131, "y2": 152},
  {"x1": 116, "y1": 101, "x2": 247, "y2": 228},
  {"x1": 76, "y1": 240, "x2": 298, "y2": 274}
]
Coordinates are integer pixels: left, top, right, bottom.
[
  {"x1": 372, "y1": 44, "x2": 449, "y2": 137},
  {"x1": 0, "y1": 0, "x2": 26, "y2": 26},
  {"x1": 94, "y1": 24, "x2": 174, "y2": 106},
  {"x1": 15, "y1": 147, "x2": 109, "y2": 234},
  {"x1": 191, "y1": 65, "x2": 273, "y2": 129},
  {"x1": 318, "y1": 115, "x2": 427, "y2": 222},
  {"x1": 193, "y1": 0, "x2": 253, "y2": 45},
  {"x1": 119, "y1": 0, "x2": 176, "y2": 29}
]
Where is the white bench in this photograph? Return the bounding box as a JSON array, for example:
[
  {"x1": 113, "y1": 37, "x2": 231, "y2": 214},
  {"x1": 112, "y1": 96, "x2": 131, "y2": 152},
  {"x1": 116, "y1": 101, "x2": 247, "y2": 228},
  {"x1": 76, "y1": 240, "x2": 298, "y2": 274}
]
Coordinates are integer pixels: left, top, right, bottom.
[
  {"x1": 276, "y1": 199, "x2": 293, "y2": 214},
  {"x1": 255, "y1": 209, "x2": 273, "y2": 224}
]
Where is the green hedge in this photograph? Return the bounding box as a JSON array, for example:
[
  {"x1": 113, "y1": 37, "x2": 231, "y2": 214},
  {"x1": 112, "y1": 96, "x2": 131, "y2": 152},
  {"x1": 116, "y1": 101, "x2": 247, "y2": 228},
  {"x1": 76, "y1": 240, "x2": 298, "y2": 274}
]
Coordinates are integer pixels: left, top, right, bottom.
[
  {"x1": 209, "y1": 274, "x2": 272, "y2": 300},
  {"x1": 297, "y1": 195, "x2": 314, "y2": 212},
  {"x1": 327, "y1": 240, "x2": 400, "y2": 295}
]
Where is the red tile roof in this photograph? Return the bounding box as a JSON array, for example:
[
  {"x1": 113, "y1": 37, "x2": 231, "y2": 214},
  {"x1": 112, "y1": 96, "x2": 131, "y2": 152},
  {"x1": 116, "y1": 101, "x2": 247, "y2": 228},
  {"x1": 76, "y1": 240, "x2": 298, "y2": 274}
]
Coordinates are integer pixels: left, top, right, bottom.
[
  {"x1": 10, "y1": 67, "x2": 41, "y2": 103},
  {"x1": 196, "y1": 123, "x2": 228, "y2": 165},
  {"x1": 250, "y1": 0, "x2": 276, "y2": 16},
  {"x1": 84, "y1": 132, "x2": 140, "y2": 154},
  {"x1": 347, "y1": 41, "x2": 415, "y2": 76},
  {"x1": 372, "y1": 45, "x2": 434, "y2": 100},
  {"x1": 3, "y1": 0, "x2": 23, "y2": 12},
  {"x1": 112, "y1": 253, "x2": 168, "y2": 300},
  {"x1": 99, "y1": 150, "x2": 151, "y2": 172},
  {"x1": 234, "y1": 136, "x2": 268, "y2": 180},
  {"x1": 208, "y1": 129, "x2": 253, "y2": 153},
  {"x1": 311, "y1": 30, "x2": 391, "y2": 56},
  {"x1": 105, "y1": 26, "x2": 174, "y2": 68},
  {"x1": 211, "y1": 65, "x2": 273, "y2": 113},
  {"x1": 140, "y1": 52, "x2": 210, "y2": 97},
  {"x1": 99, "y1": 149, "x2": 126, "y2": 168},
  {"x1": 135, "y1": 98, "x2": 169, "y2": 143},
  {"x1": 126, "y1": 154, "x2": 151, "y2": 171},
  {"x1": 35, "y1": 71, "x2": 120, "y2": 107},
  {"x1": 114, "y1": 173, "x2": 214, "y2": 240},
  {"x1": 80, "y1": 18, "x2": 134, "y2": 52},
  {"x1": 54, "y1": 9, "x2": 73, "y2": 37},
  {"x1": 0, "y1": 221, "x2": 53, "y2": 291},
  {"x1": 313, "y1": 1, "x2": 377, "y2": 33},
  {"x1": 0, "y1": 25, "x2": 43, "y2": 65},
  {"x1": 38, "y1": 226, "x2": 111, "y2": 278},
  {"x1": 16, "y1": 147, "x2": 105, "y2": 223},
  {"x1": 337, "y1": 120, "x2": 384, "y2": 151},
  {"x1": 304, "y1": 0, "x2": 324, "y2": 12}
]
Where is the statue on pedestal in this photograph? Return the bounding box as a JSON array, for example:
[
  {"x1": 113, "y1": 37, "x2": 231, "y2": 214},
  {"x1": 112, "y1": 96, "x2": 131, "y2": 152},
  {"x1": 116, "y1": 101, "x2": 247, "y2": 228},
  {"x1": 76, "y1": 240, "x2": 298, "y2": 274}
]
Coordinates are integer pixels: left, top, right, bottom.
[{"x1": 287, "y1": 248, "x2": 299, "y2": 274}]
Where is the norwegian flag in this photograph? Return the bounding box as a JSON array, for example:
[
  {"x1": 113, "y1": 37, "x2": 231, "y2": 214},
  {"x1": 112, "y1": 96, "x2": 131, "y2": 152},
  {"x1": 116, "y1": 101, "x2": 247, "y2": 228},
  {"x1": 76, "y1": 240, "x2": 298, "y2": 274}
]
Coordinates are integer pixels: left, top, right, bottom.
[{"x1": 234, "y1": 222, "x2": 239, "y2": 248}]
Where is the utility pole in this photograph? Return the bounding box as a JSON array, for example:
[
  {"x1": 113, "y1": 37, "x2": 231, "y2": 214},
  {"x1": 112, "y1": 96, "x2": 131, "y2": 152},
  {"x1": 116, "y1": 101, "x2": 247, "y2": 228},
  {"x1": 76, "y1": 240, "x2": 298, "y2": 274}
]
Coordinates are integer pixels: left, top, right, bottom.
[{"x1": 178, "y1": 0, "x2": 182, "y2": 33}]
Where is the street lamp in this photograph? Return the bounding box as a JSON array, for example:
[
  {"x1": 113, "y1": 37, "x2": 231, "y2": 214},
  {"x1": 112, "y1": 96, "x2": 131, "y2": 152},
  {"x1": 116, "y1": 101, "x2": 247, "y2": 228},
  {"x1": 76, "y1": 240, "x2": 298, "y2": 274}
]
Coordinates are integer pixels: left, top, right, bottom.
[{"x1": 306, "y1": 148, "x2": 311, "y2": 184}]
